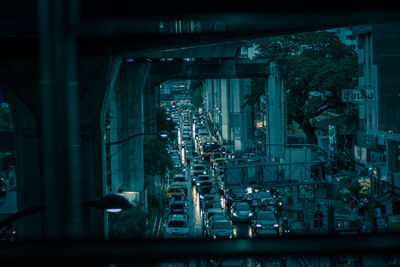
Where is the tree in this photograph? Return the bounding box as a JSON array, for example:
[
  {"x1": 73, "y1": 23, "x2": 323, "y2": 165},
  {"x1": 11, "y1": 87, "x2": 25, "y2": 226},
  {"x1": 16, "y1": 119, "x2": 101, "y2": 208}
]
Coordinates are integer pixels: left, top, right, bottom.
[
  {"x1": 189, "y1": 80, "x2": 203, "y2": 108},
  {"x1": 245, "y1": 31, "x2": 358, "y2": 144},
  {"x1": 143, "y1": 106, "x2": 174, "y2": 177},
  {"x1": 143, "y1": 136, "x2": 172, "y2": 177},
  {"x1": 0, "y1": 108, "x2": 14, "y2": 131},
  {"x1": 108, "y1": 203, "x2": 148, "y2": 239}
]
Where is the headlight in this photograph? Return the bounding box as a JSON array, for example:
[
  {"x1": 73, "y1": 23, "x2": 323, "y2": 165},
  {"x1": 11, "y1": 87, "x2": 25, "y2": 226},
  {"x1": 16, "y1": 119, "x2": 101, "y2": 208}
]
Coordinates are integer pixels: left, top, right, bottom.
[
  {"x1": 203, "y1": 171, "x2": 207, "y2": 174},
  {"x1": 196, "y1": 182, "x2": 200, "y2": 186},
  {"x1": 249, "y1": 212, "x2": 253, "y2": 217},
  {"x1": 229, "y1": 234, "x2": 233, "y2": 239},
  {"x1": 199, "y1": 195, "x2": 204, "y2": 199},
  {"x1": 274, "y1": 224, "x2": 279, "y2": 228},
  {"x1": 232, "y1": 212, "x2": 238, "y2": 217},
  {"x1": 256, "y1": 224, "x2": 262, "y2": 228},
  {"x1": 212, "y1": 235, "x2": 217, "y2": 239}
]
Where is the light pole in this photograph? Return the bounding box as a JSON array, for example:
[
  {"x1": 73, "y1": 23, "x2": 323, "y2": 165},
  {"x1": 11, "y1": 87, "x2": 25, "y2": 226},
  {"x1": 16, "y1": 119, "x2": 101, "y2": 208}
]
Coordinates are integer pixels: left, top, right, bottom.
[{"x1": 108, "y1": 130, "x2": 169, "y2": 146}]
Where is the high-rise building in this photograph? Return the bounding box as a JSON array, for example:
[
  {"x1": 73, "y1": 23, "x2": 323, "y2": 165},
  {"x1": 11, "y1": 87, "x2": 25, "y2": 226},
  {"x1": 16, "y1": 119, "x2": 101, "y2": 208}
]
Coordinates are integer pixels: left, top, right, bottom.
[{"x1": 352, "y1": 22, "x2": 400, "y2": 197}]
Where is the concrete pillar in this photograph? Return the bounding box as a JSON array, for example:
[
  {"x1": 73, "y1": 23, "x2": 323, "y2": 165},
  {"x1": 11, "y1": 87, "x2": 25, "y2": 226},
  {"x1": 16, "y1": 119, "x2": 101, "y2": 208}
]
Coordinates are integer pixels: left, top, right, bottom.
[
  {"x1": 221, "y1": 79, "x2": 230, "y2": 142},
  {"x1": 111, "y1": 63, "x2": 150, "y2": 205},
  {"x1": 143, "y1": 82, "x2": 158, "y2": 196},
  {"x1": 109, "y1": 88, "x2": 120, "y2": 193},
  {"x1": 1, "y1": 84, "x2": 42, "y2": 239},
  {"x1": 265, "y1": 61, "x2": 286, "y2": 159},
  {"x1": 230, "y1": 78, "x2": 242, "y2": 151},
  {"x1": 143, "y1": 83, "x2": 157, "y2": 133},
  {"x1": 239, "y1": 78, "x2": 253, "y2": 152},
  {"x1": 0, "y1": 59, "x2": 43, "y2": 239},
  {"x1": 79, "y1": 55, "x2": 121, "y2": 238},
  {"x1": 206, "y1": 79, "x2": 213, "y2": 117}
]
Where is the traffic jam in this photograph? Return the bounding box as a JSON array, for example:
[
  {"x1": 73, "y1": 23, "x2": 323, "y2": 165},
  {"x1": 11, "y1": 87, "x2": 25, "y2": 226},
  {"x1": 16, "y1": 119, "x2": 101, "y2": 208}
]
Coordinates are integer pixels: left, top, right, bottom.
[{"x1": 161, "y1": 103, "x2": 290, "y2": 240}]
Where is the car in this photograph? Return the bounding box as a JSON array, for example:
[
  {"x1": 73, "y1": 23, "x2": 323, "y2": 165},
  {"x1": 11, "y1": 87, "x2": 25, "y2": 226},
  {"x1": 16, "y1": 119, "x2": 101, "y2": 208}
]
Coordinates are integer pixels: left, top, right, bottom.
[
  {"x1": 211, "y1": 157, "x2": 226, "y2": 171},
  {"x1": 169, "y1": 181, "x2": 188, "y2": 194},
  {"x1": 166, "y1": 185, "x2": 187, "y2": 202},
  {"x1": 192, "y1": 158, "x2": 205, "y2": 166},
  {"x1": 190, "y1": 164, "x2": 207, "y2": 176},
  {"x1": 203, "y1": 207, "x2": 225, "y2": 229},
  {"x1": 198, "y1": 185, "x2": 218, "y2": 201},
  {"x1": 251, "y1": 210, "x2": 279, "y2": 237},
  {"x1": 197, "y1": 128, "x2": 209, "y2": 139},
  {"x1": 230, "y1": 201, "x2": 253, "y2": 222},
  {"x1": 202, "y1": 195, "x2": 222, "y2": 215},
  {"x1": 167, "y1": 200, "x2": 188, "y2": 216},
  {"x1": 172, "y1": 174, "x2": 187, "y2": 183},
  {"x1": 206, "y1": 219, "x2": 236, "y2": 239},
  {"x1": 164, "y1": 214, "x2": 190, "y2": 238},
  {"x1": 196, "y1": 180, "x2": 213, "y2": 194},
  {"x1": 169, "y1": 192, "x2": 186, "y2": 203},
  {"x1": 247, "y1": 191, "x2": 275, "y2": 207},
  {"x1": 225, "y1": 187, "x2": 246, "y2": 207},
  {"x1": 195, "y1": 175, "x2": 210, "y2": 188}
]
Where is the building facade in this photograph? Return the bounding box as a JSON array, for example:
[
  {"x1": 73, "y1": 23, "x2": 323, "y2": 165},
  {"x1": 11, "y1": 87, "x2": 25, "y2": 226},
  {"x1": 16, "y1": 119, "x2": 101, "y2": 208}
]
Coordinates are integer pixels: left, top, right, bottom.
[{"x1": 352, "y1": 22, "x2": 400, "y2": 199}]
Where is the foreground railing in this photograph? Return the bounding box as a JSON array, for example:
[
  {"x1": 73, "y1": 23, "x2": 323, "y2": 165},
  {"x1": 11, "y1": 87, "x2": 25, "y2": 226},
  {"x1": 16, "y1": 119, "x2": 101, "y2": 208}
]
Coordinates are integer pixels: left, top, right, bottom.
[{"x1": 0, "y1": 234, "x2": 399, "y2": 264}]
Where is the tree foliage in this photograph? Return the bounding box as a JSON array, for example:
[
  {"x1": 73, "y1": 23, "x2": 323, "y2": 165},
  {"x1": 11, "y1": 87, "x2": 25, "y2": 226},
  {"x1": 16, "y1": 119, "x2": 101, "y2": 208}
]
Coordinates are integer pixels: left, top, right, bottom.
[
  {"x1": 246, "y1": 31, "x2": 358, "y2": 144},
  {"x1": 189, "y1": 81, "x2": 203, "y2": 107},
  {"x1": 108, "y1": 203, "x2": 148, "y2": 239},
  {"x1": 0, "y1": 108, "x2": 14, "y2": 131},
  {"x1": 143, "y1": 107, "x2": 174, "y2": 176}
]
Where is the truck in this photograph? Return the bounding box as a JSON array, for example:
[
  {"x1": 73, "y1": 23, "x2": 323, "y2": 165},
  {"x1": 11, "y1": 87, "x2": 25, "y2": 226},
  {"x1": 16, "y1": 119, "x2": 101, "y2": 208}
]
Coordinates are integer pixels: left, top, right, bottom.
[{"x1": 199, "y1": 137, "x2": 219, "y2": 160}]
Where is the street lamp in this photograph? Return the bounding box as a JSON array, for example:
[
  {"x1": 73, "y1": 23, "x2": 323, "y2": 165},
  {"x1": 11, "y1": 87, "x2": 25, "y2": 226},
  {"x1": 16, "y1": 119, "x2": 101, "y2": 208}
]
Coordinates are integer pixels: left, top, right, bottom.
[
  {"x1": 108, "y1": 130, "x2": 169, "y2": 146},
  {"x1": 82, "y1": 194, "x2": 134, "y2": 213}
]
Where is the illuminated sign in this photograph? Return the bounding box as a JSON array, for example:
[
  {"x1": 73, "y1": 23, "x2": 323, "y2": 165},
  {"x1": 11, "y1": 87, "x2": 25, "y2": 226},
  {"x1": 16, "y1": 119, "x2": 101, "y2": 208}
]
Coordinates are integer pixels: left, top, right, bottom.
[
  {"x1": 255, "y1": 120, "x2": 266, "y2": 128},
  {"x1": 342, "y1": 89, "x2": 375, "y2": 103}
]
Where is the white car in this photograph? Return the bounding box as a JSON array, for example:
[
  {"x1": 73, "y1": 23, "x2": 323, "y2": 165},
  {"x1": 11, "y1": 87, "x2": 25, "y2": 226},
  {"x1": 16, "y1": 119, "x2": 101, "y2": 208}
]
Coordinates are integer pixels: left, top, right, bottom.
[{"x1": 165, "y1": 214, "x2": 190, "y2": 238}]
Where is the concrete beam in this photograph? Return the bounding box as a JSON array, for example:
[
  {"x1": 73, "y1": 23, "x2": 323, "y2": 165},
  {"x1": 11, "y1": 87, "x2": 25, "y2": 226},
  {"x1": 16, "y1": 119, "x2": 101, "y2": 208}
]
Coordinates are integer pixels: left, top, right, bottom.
[{"x1": 135, "y1": 58, "x2": 271, "y2": 89}]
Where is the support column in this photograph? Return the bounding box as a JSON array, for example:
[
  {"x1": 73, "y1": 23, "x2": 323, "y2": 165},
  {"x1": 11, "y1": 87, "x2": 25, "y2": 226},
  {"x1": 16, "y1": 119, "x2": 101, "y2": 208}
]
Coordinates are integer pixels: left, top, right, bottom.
[
  {"x1": 0, "y1": 57, "x2": 44, "y2": 239},
  {"x1": 109, "y1": 87, "x2": 121, "y2": 193},
  {"x1": 1, "y1": 80, "x2": 42, "y2": 239},
  {"x1": 79, "y1": 55, "x2": 121, "y2": 239},
  {"x1": 239, "y1": 78, "x2": 253, "y2": 152},
  {"x1": 265, "y1": 61, "x2": 286, "y2": 159},
  {"x1": 221, "y1": 79, "x2": 230, "y2": 142},
  {"x1": 111, "y1": 63, "x2": 151, "y2": 205},
  {"x1": 143, "y1": 81, "x2": 158, "y2": 196},
  {"x1": 229, "y1": 78, "x2": 242, "y2": 152}
]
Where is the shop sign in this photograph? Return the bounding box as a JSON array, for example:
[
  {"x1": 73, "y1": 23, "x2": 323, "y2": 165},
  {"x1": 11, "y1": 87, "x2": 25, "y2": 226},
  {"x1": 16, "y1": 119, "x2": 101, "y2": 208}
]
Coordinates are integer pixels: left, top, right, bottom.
[{"x1": 342, "y1": 89, "x2": 375, "y2": 103}]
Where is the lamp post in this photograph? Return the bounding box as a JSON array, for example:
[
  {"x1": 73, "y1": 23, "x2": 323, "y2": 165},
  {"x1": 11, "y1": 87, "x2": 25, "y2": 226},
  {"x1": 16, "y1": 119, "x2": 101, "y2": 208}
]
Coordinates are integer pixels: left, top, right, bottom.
[{"x1": 108, "y1": 130, "x2": 169, "y2": 146}]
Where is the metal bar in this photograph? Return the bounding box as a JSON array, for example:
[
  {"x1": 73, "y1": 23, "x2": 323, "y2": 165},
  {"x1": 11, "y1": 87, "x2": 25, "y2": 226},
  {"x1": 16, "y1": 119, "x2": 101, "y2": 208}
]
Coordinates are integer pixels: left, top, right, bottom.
[
  {"x1": 108, "y1": 132, "x2": 158, "y2": 146},
  {"x1": 0, "y1": 235, "x2": 400, "y2": 263},
  {"x1": 39, "y1": 0, "x2": 82, "y2": 239}
]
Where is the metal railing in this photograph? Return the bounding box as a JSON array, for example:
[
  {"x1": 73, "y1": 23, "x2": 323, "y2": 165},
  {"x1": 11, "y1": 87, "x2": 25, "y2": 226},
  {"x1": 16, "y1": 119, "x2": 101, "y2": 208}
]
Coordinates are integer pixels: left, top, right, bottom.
[{"x1": 0, "y1": 234, "x2": 399, "y2": 264}]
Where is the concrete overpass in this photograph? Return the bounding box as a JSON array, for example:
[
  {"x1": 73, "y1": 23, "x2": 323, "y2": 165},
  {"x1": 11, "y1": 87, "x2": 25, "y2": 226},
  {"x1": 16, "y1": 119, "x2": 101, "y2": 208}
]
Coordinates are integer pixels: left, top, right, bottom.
[{"x1": 0, "y1": 1, "x2": 399, "y2": 240}]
